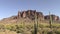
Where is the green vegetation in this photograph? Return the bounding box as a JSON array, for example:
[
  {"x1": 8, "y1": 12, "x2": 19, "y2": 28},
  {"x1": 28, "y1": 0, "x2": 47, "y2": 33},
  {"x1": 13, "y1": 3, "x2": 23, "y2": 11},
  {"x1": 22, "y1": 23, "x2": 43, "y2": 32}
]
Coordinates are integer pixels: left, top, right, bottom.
[{"x1": 0, "y1": 22, "x2": 60, "y2": 34}]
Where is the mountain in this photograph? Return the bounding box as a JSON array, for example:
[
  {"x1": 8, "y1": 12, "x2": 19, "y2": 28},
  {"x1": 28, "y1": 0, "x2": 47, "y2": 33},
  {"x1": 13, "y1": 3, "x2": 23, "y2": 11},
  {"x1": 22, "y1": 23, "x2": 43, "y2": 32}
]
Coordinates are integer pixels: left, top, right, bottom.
[{"x1": 0, "y1": 10, "x2": 59, "y2": 23}]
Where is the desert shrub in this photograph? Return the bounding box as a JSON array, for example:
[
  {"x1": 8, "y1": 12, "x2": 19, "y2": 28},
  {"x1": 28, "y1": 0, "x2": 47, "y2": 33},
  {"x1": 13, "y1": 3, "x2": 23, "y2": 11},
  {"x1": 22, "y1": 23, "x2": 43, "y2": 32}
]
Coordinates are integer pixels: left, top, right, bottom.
[
  {"x1": 26, "y1": 25, "x2": 32, "y2": 30},
  {"x1": 0, "y1": 25, "x2": 5, "y2": 29},
  {"x1": 17, "y1": 24, "x2": 23, "y2": 28},
  {"x1": 16, "y1": 28, "x2": 24, "y2": 33},
  {"x1": 42, "y1": 30, "x2": 48, "y2": 34},
  {"x1": 0, "y1": 25, "x2": 5, "y2": 32},
  {"x1": 45, "y1": 25, "x2": 50, "y2": 28},
  {"x1": 55, "y1": 31, "x2": 60, "y2": 34},
  {"x1": 15, "y1": 25, "x2": 24, "y2": 33},
  {"x1": 6, "y1": 25, "x2": 11, "y2": 30},
  {"x1": 39, "y1": 24, "x2": 44, "y2": 28},
  {"x1": 52, "y1": 25, "x2": 56, "y2": 28},
  {"x1": 31, "y1": 29, "x2": 34, "y2": 34},
  {"x1": 47, "y1": 31, "x2": 54, "y2": 34},
  {"x1": 55, "y1": 30, "x2": 60, "y2": 34},
  {"x1": 52, "y1": 23, "x2": 60, "y2": 28},
  {"x1": 10, "y1": 25, "x2": 16, "y2": 31}
]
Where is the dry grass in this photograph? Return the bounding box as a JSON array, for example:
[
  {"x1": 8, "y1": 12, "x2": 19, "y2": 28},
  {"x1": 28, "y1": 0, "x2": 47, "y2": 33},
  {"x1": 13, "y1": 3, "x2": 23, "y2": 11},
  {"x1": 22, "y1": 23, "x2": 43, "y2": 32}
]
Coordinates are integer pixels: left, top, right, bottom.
[{"x1": 0, "y1": 30, "x2": 17, "y2": 34}]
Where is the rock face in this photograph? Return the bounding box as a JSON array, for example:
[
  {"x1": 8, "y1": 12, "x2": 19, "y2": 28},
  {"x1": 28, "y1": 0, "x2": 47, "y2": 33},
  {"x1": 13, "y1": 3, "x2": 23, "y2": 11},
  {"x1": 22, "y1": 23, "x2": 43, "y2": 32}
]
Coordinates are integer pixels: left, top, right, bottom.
[
  {"x1": 36, "y1": 12, "x2": 44, "y2": 20},
  {"x1": 44, "y1": 15, "x2": 59, "y2": 21},
  {"x1": 18, "y1": 11, "x2": 21, "y2": 18},
  {"x1": 17, "y1": 10, "x2": 44, "y2": 20},
  {"x1": 22, "y1": 11, "x2": 27, "y2": 18}
]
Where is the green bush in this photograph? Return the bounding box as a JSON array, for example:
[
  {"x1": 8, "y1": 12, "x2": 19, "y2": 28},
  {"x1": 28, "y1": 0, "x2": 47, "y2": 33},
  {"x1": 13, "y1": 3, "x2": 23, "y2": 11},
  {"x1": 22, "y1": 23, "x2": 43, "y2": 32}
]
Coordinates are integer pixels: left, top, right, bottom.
[
  {"x1": 47, "y1": 31, "x2": 54, "y2": 34},
  {"x1": 55, "y1": 30, "x2": 60, "y2": 34}
]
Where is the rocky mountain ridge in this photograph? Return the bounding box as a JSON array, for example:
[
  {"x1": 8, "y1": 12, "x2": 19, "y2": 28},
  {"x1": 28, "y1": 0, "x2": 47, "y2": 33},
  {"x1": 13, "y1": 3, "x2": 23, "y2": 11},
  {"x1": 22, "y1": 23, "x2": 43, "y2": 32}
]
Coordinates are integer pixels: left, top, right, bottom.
[{"x1": 0, "y1": 10, "x2": 59, "y2": 23}]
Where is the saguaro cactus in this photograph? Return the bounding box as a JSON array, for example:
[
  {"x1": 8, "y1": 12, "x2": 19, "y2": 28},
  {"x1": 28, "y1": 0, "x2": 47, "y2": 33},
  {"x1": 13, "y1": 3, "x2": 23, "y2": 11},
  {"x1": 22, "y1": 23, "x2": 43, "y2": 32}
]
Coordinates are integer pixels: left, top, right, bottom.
[
  {"x1": 34, "y1": 11, "x2": 38, "y2": 34},
  {"x1": 49, "y1": 12, "x2": 52, "y2": 29}
]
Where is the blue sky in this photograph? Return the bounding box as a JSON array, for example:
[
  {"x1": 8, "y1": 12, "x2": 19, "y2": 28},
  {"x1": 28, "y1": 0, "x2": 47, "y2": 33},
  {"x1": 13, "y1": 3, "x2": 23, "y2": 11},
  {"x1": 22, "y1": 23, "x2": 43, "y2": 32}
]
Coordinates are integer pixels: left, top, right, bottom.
[{"x1": 0, "y1": 0, "x2": 60, "y2": 19}]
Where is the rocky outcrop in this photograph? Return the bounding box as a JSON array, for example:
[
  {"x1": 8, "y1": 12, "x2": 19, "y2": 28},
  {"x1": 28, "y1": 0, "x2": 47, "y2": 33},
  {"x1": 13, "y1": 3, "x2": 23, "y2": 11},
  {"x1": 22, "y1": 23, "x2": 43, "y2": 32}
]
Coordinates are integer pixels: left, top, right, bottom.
[
  {"x1": 26, "y1": 10, "x2": 36, "y2": 20},
  {"x1": 44, "y1": 15, "x2": 59, "y2": 21},
  {"x1": 17, "y1": 10, "x2": 44, "y2": 20},
  {"x1": 17, "y1": 11, "x2": 21, "y2": 18},
  {"x1": 36, "y1": 12, "x2": 44, "y2": 20},
  {"x1": 22, "y1": 11, "x2": 27, "y2": 18}
]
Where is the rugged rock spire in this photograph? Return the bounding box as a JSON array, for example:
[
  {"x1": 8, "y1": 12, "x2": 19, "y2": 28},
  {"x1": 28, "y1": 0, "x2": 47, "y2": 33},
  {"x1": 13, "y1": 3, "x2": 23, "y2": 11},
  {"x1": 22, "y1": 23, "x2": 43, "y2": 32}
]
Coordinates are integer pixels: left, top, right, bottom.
[
  {"x1": 17, "y1": 11, "x2": 21, "y2": 18},
  {"x1": 22, "y1": 11, "x2": 27, "y2": 18}
]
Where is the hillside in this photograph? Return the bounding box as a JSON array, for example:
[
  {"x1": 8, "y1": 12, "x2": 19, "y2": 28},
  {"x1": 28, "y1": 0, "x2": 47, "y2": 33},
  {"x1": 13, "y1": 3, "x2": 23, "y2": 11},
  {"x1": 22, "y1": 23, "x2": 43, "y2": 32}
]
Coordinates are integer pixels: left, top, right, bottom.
[{"x1": 0, "y1": 10, "x2": 60, "y2": 23}]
